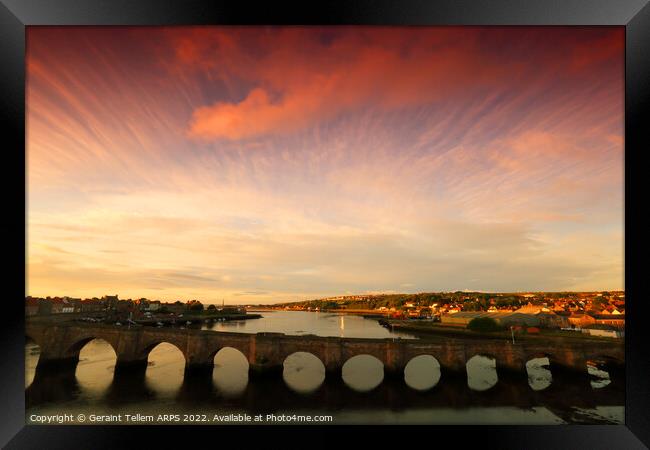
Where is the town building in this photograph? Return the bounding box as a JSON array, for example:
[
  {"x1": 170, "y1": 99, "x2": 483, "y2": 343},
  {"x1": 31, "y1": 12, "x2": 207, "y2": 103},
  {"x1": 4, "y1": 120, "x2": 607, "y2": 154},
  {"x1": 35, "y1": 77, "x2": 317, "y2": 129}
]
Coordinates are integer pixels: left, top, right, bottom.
[
  {"x1": 148, "y1": 301, "x2": 161, "y2": 311},
  {"x1": 80, "y1": 299, "x2": 105, "y2": 313},
  {"x1": 567, "y1": 313, "x2": 596, "y2": 328},
  {"x1": 582, "y1": 324, "x2": 624, "y2": 338},
  {"x1": 103, "y1": 295, "x2": 119, "y2": 310},
  {"x1": 593, "y1": 314, "x2": 625, "y2": 329},
  {"x1": 25, "y1": 297, "x2": 39, "y2": 316}
]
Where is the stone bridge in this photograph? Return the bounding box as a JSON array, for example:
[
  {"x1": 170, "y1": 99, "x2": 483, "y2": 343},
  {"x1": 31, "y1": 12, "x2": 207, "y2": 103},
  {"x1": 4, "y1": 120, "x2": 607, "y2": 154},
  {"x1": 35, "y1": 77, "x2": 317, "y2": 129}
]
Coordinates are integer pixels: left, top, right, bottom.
[{"x1": 25, "y1": 322, "x2": 624, "y2": 380}]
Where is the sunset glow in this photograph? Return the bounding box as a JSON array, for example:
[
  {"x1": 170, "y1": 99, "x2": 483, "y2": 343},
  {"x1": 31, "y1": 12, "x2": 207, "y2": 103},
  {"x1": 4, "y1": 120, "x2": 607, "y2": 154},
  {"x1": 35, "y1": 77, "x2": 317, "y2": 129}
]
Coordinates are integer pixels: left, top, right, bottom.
[{"x1": 26, "y1": 26, "x2": 624, "y2": 303}]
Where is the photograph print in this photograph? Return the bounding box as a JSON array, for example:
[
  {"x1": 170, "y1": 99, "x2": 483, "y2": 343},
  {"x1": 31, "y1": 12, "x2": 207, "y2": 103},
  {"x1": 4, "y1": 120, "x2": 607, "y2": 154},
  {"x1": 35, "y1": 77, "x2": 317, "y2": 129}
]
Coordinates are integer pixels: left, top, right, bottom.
[{"x1": 25, "y1": 26, "x2": 624, "y2": 426}]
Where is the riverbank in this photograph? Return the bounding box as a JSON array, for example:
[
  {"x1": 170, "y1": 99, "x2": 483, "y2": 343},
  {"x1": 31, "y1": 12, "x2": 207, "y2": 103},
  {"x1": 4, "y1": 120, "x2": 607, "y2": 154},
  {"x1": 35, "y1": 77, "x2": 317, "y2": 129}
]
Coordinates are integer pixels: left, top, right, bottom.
[
  {"x1": 135, "y1": 313, "x2": 262, "y2": 326},
  {"x1": 26, "y1": 312, "x2": 263, "y2": 326},
  {"x1": 379, "y1": 319, "x2": 624, "y2": 344},
  {"x1": 247, "y1": 308, "x2": 392, "y2": 317}
]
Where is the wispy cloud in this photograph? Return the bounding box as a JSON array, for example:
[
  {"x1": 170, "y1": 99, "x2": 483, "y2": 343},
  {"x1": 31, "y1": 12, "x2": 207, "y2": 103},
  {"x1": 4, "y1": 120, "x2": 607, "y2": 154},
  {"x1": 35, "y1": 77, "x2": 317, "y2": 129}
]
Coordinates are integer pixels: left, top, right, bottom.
[{"x1": 26, "y1": 27, "x2": 624, "y2": 302}]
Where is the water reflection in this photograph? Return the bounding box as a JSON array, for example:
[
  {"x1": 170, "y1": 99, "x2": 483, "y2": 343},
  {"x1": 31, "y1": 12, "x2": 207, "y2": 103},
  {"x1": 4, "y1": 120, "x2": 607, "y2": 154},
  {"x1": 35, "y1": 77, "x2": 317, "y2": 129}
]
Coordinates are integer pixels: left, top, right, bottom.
[
  {"x1": 404, "y1": 355, "x2": 441, "y2": 391},
  {"x1": 466, "y1": 355, "x2": 498, "y2": 391},
  {"x1": 213, "y1": 347, "x2": 249, "y2": 397},
  {"x1": 202, "y1": 311, "x2": 416, "y2": 339},
  {"x1": 76, "y1": 339, "x2": 116, "y2": 395},
  {"x1": 105, "y1": 367, "x2": 156, "y2": 406},
  {"x1": 283, "y1": 352, "x2": 325, "y2": 394},
  {"x1": 145, "y1": 343, "x2": 185, "y2": 396},
  {"x1": 526, "y1": 357, "x2": 552, "y2": 391},
  {"x1": 335, "y1": 406, "x2": 567, "y2": 425},
  {"x1": 342, "y1": 355, "x2": 384, "y2": 392}
]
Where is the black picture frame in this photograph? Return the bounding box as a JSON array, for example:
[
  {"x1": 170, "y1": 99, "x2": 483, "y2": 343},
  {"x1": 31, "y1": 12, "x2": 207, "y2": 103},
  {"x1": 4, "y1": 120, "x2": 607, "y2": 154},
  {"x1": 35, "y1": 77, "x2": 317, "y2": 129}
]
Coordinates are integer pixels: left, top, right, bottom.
[{"x1": 1, "y1": 1, "x2": 648, "y2": 448}]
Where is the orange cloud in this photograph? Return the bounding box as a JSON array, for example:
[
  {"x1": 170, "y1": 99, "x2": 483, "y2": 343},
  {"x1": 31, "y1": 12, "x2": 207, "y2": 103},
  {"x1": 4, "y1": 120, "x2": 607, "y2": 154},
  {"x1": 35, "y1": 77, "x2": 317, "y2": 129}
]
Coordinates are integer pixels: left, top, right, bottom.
[
  {"x1": 178, "y1": 27, "x2": 622, "y2": 141},
  {"x1": 189, "y1": 87, "x2": 320, "y2": 140}
]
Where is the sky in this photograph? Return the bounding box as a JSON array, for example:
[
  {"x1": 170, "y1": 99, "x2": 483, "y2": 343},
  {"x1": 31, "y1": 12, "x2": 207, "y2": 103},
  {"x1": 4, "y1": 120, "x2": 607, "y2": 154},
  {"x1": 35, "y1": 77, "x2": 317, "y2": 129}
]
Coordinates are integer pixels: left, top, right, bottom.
[{"x1": 26, "y1": 26, "x2": 624, "y2": 304}]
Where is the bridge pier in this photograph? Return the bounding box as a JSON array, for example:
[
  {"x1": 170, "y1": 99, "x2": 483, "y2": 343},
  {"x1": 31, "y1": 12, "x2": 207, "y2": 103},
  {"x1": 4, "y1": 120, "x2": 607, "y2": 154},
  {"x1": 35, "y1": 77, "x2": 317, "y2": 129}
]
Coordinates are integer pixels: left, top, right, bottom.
[
  {"x1": 249, "y1": 363, "x2": 283, "y2": 379},
  {"x1": 436, "y1": 367, "x2": 471, "y2": 403},
  {"x1": 439, "y1": 365, "x2": 467, "y2": 387},
  {"x1": 325, "y1": 366, "x2": 343, "y2": 380},
  {"x1": 550, "y1": 363, "x2": 592, "y2": 390},
  {"x1": 497, "y1": 367, "x2": 532, "y2": 397},
  {"x1": 177, "y1": 366, "x2": 216, "y2": 403},
  {"x1": 437, "y1": 366, "x2": 467, "y2": 390},
  {"x1": 184, "y1": 362, "x2": 214, "y2": 378},
  {"x1": 113, "y1": 358, "x2": 148, "y2": 377},
  {"x1": 383, "y1": 366, "x2": 405, "y2": 381},
  {"x1": 607, "y1": 364, "x2": 625, "y2": 389},
  {"x1": 34, "y1": 356, "x2": 79, "y2": 379}
]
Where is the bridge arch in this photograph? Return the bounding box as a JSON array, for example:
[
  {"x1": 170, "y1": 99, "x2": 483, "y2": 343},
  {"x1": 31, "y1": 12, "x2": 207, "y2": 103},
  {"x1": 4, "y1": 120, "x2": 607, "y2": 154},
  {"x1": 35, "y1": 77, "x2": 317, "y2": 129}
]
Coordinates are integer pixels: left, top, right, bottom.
[
  {"x1": 66, "y1": 335, "x2": 119, "y2": 359},
  {"x1": 466, "y1": 353, "x2": 498, "y2": 391},
  {"x1": 525, "y1": 350, "x2": 560, "y2": 366},
  {"x1": 25, "y1": 335, "x2": 40, "y2": 348},
  {"x1": 466, "y1": 351, "x2": 499, "y2": 361},
  {"x1": 55, "y1": 333, "x2": 121, "y2": 376},
  {"x1": 342, "y1": 347, "x2": 387, "y2": 367},
  {"x1": 584, "y1": 354, "x2": 624, "y2": 389},
  {"x1": 208, "y1": 343, "x2": 251, "y2": 365},
  {"x1": 75, "y1": 338, "x2": 117, "y2": 391},
  {"x1": 282, "y1": 351, "x2": 326, "y2": 394},
  {"x1": 143, "y1": 342, "x2": 186, "y2": 395},
  {"x1": 25, "y1": 333, "x2": 42, "y2": 349},
  {"x1": 583, "y1": 353, "x2": 624, "y2": 367},
  {"x1": 404, "y1": 354, "x2": 441, "y2": 391},
  {"x1": 210, "y1": 346, "x2": 250, "y2": 367},
  {"x1": 524, "y1": 353, "x2": 554, "y2": 391},
  {"x1": 342, "y1": 354, "x2": 384, "y2": 392},
  {"x1": 138, "y1": 339, "x2": 188, "y2": 363},
  {"x1": 212, "y1": 347, "x2": 249, "y2": 397}
]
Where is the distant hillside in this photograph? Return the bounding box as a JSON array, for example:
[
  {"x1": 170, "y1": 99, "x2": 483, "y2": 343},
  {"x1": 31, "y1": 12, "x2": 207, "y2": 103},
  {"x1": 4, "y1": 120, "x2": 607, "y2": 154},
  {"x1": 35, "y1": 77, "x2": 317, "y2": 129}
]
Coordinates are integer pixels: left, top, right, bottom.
[{"x1": 268, "y1": 291, "x2": 622, "y2": 311}]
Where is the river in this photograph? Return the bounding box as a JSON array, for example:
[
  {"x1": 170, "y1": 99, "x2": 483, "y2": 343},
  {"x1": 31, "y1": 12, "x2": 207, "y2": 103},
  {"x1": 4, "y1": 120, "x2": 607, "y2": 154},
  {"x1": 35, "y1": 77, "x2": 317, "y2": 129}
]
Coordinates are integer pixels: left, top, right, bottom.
[{"x1": 25, "y1": 311, "x2": 623, "y2": 425}]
